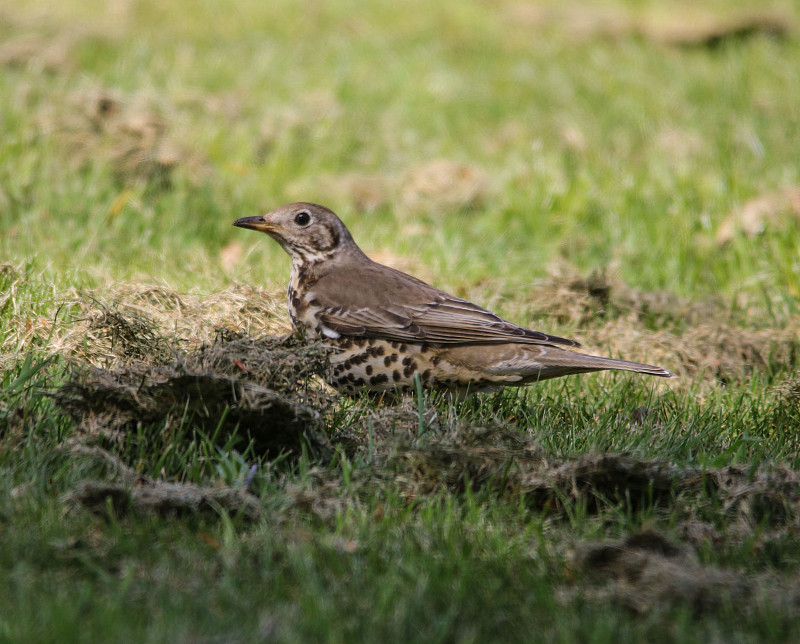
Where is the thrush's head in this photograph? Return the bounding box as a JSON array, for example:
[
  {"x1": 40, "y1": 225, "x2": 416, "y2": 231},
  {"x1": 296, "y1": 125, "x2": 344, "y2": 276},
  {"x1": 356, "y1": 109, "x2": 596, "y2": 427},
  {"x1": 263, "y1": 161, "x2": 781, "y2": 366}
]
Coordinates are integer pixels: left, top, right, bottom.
[{"x1": 233, "y1": 202, "x2": 362, "y2": 264}]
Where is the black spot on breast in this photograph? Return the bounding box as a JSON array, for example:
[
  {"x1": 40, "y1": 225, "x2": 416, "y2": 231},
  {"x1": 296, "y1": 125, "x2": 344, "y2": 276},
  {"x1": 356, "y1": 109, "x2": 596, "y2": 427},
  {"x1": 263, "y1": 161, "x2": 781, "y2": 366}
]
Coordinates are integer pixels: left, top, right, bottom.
[
  {"x1": 370, "y1": 373, "x2": 389, "y2": 385},
  {"x1": 403, "y1": 363, "x2": 417, "y2": 378},
  {"x1": 402, "y1": 356, "x2": 412, "y2": 367},
  {"x1": 367, "y1": 344, "x2": 386, "y2": 358},
  {"x1": 365, "y1": 365, "x2": 373, "y2": 375},
  {"x1": 392, "y1": 370, "x2": 401, "y2": 381}
]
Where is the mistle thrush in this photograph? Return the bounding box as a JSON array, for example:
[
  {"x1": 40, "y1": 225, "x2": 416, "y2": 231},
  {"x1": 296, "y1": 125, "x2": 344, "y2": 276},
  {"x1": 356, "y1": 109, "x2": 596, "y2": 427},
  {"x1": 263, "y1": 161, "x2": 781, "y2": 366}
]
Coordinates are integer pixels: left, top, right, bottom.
[{"x1": 234, "y1": 202, "x2": 673, "y2": 395}]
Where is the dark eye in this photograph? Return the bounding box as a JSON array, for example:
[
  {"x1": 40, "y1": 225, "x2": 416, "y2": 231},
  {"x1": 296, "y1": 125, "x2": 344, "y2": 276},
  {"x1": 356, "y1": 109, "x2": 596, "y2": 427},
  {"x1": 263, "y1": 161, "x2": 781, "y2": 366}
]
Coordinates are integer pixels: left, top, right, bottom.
[{"x1": 294, "y1": 211, "x2": 311, "y2": 226}]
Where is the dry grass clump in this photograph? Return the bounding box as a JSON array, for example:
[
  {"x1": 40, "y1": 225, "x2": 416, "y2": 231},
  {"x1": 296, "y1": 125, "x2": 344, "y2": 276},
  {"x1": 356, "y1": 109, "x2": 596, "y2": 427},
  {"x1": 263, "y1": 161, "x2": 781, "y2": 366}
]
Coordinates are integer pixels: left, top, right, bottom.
[
  {"x1": 503, "y1": 3, "x2": 793, "y2": 47},
  {"x1": 521, "y1": 266, "x2": 717, "y2": 329},
  {"x1": 322, "y1": 416, "x2": 800, "y2": 529},
  {"x1": 43, "y1": 282, "x2": 290, "y2": 369},
  {"x1": 638, "y1": 10, "x2": 792, "y2": 47},
  {"x1": 36, "y1": 88, "x2": 203, "y2": 186},
  {"x1": 573, "y1": 530, "x2": 745, "y2": 615},
  {"x1": 516, "y1": 268, "x2": 799, "y2": 388},
  {"x1": 716, "y1": 185, "x2": 800, "y2": 246},
  {"x1": 400, "y1": 159, "x2": 489, "y2": 215},
  {"x1": 0, "y1": 32, "x2": 76, "y2": 73},
  {"x1": 775, "y1": 375, "x2": 800, "y2": 404},
  {"x1": 286, "y1": 172, "x2": 391, "y2": 214},
  {"x1": 26, "y1": 285, "x2": 336, "y2": 513},
  {"x1": 0, "y1": 272, "x2": 289, "y2": 372},
  {"x1": 569, "y1": 528, "x2": 800, "y2": 616},
  {"x1": 65, "y1": 445, "x2": 262, "y2": 520},
  {"x1": 55, "y1": 315, "x2": 333, "y2": 457},
  {"x1": 381, "y1": 433, "x2": 701, "y2": 507},
  {"x1": 285, "y1": 159, "x2": 489, "y2": 217},
  {"x1": 584, "y1": 318, "x2": 799, "y2": 387},
  {"x1": 33, "y1": 284, "x2": 330, "y2": 458}
]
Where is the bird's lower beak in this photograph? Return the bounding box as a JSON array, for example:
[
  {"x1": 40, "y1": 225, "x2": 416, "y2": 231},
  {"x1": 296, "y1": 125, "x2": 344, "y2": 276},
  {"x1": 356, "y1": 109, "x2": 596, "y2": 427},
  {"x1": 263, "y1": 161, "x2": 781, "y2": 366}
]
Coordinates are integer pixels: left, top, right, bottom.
[{"x1": 232, "y1": 216, "x2": 278, "y2": 233}]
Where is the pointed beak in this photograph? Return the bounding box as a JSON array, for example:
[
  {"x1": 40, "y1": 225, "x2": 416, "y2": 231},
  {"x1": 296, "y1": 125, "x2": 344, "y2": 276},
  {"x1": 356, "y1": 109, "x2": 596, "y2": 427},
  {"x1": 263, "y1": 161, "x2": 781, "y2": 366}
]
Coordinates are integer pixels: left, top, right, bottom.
[{"x1": 233, "y1": 216, "x2": 278, "y2": 233}]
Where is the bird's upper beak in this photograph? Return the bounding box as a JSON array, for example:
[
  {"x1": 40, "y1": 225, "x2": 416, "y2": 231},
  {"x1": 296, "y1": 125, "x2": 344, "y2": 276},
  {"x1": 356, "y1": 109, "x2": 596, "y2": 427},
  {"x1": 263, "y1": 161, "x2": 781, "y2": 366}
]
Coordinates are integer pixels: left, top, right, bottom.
[{"x1": 232, "y1": 216, "x2": 279, "y2": 233}]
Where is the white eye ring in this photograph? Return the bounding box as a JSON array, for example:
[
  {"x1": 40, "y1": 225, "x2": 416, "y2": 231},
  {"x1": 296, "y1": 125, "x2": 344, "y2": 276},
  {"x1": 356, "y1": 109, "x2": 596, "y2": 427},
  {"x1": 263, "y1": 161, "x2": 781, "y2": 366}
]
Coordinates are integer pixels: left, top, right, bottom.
[{"x1": 294, "y1": 211, "x2": 311, "y2": 226}]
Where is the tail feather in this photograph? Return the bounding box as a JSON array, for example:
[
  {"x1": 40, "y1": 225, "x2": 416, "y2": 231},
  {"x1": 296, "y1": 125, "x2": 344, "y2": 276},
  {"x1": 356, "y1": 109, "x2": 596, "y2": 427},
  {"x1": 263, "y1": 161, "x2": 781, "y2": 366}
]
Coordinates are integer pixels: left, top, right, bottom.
[
  {"x1": 579, "y1": 353, "x2": 673, "y2": 377},
  {"x1": 527, "y1": 349, "x2": 675, "y2": 382},
  {"x1": 436, "y1": 344, "x2": 675, "y2": 388}
]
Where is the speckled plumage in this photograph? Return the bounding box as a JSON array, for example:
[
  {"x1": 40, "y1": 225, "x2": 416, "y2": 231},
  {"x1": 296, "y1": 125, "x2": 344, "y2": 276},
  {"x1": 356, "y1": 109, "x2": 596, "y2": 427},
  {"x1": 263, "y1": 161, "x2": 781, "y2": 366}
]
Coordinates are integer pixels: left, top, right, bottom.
[{"x1": 234, "y1": 202, "x2": 673, "y2": 394}]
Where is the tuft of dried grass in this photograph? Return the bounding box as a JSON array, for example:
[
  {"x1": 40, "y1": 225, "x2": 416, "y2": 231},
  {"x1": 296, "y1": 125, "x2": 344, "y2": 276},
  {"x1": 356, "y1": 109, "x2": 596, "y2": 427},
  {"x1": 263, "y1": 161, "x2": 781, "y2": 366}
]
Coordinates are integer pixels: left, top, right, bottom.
[
  {"x1": 382, "y1": 436, "x2": 702, "y2": 507},
  {"x1": 65, "y1": 444, "x2": 262, "y2": 520},
  {"x1": 42, "y1": 282, "x2": 290, "y2": 369},
  {"x1": 571, "y1": 529, "x2": 747, "y2": 615},
  {"x1": 716, "y1": 186, "x2": 800, "y2": 246},
  {"x1": 19, "y1": 282, "x2": 329, "y2": 458},
  {"x1": 584, "y1": 318, "x2": 799, "y2": 388},
  {"x1": 55, "y1": 323, "x2": 333, "y2": 457},
  {"x1": 370, "y1": 424, "x2": 800, "y2": 524},
  {"x1": 0, "y1": 32, "x2": 75, "y2": 72},
  {"x1": 286, "y1": 172, "x2": 390, "y2": 214},
  {"x1": 400, "y1": 159, "x2": 489, "y2": 215},
  {"x1": 515, "y1": 267, "x2": 799, "y2": 389},
  {"x1": 285, "y1": 159, "x2": 490, "y2": 218},
  {"x1": 570, "y1": 526, "x2": 800, "y2": 616},
  {"x1": 639, "y1": 10, "x2": 792, "y2": 48},
  {"x1": 36, "y1": 88, "x2": 205, "y2": 186},
  {"x1": 503, "y1": 3, "x2": 793, "y2": 47}
]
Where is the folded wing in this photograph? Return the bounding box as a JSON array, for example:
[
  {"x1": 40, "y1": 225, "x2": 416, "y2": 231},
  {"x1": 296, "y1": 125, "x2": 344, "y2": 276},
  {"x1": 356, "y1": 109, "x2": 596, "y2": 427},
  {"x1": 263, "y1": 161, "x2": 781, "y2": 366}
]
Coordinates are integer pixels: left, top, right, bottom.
[{"x1": 315, "y1": 262, "x2": 579, "y2": 347}]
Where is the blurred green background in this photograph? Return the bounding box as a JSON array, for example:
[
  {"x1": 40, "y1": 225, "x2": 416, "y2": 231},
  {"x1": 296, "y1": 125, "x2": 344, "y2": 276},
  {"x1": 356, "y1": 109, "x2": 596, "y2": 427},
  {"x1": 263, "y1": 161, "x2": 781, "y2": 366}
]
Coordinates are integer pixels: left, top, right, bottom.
[{"x1": 1, "y1": 0, "x2": 798, "y2": 314}]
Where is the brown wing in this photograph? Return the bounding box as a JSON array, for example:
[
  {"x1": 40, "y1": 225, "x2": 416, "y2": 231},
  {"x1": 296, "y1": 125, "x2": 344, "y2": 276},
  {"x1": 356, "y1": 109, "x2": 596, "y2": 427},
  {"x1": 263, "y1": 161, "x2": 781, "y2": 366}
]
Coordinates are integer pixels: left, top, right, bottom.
[{"x1": 313, "y1": 260, "x2": 579, "y2": 348}]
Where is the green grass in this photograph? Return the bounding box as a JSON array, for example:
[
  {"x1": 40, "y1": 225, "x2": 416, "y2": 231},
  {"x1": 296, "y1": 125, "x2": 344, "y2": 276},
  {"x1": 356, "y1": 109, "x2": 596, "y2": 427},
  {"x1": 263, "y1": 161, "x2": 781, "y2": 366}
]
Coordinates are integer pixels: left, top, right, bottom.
[{"x1": 2, "y1": 0, "x2": 800, "y2": 641}]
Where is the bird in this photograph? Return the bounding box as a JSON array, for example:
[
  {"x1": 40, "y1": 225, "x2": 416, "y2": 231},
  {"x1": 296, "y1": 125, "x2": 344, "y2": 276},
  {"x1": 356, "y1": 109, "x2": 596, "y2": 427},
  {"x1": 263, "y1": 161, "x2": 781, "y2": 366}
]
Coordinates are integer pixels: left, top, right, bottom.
[{"x1": 233, "y1": 202, "x2": 673, "y2": 395}]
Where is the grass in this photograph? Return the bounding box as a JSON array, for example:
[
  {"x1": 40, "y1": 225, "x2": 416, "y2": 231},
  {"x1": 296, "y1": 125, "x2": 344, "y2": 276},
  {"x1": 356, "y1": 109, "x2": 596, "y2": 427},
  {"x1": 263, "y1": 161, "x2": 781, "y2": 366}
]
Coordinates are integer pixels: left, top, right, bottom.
[{"x1": 1, "y1": 0, "x2": 800, "y2": 641}]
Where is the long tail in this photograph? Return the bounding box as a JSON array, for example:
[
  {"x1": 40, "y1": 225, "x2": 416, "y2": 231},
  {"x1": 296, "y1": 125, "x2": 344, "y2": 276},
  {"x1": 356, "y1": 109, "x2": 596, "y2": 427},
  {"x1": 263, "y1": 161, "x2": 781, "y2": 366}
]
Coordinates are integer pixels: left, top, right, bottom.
[
  {"x1": 573, "y1": 353, "x2": 674, "y2": 378},
  {"x1": 517, "y1": 347, "x2": 675, "y2": 383}
]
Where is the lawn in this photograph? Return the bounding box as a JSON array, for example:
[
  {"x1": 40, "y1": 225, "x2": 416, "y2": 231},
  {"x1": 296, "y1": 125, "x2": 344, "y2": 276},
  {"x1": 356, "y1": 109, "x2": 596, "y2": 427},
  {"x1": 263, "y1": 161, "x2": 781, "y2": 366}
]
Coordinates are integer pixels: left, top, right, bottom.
[{"x1": 1, "y1": 0, "x2": 799, "y2": 642}]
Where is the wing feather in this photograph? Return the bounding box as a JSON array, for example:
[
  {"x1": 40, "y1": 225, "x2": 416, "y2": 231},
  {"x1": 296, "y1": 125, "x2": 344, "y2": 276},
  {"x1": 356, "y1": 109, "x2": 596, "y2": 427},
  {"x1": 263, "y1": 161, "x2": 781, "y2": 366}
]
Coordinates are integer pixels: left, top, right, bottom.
[
  {"x1": 317, "y1": 282, "x2": 578, "y2": 347},
  {"x1": 310, "y1": 260, "x2": 580, "y2": 347}
]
